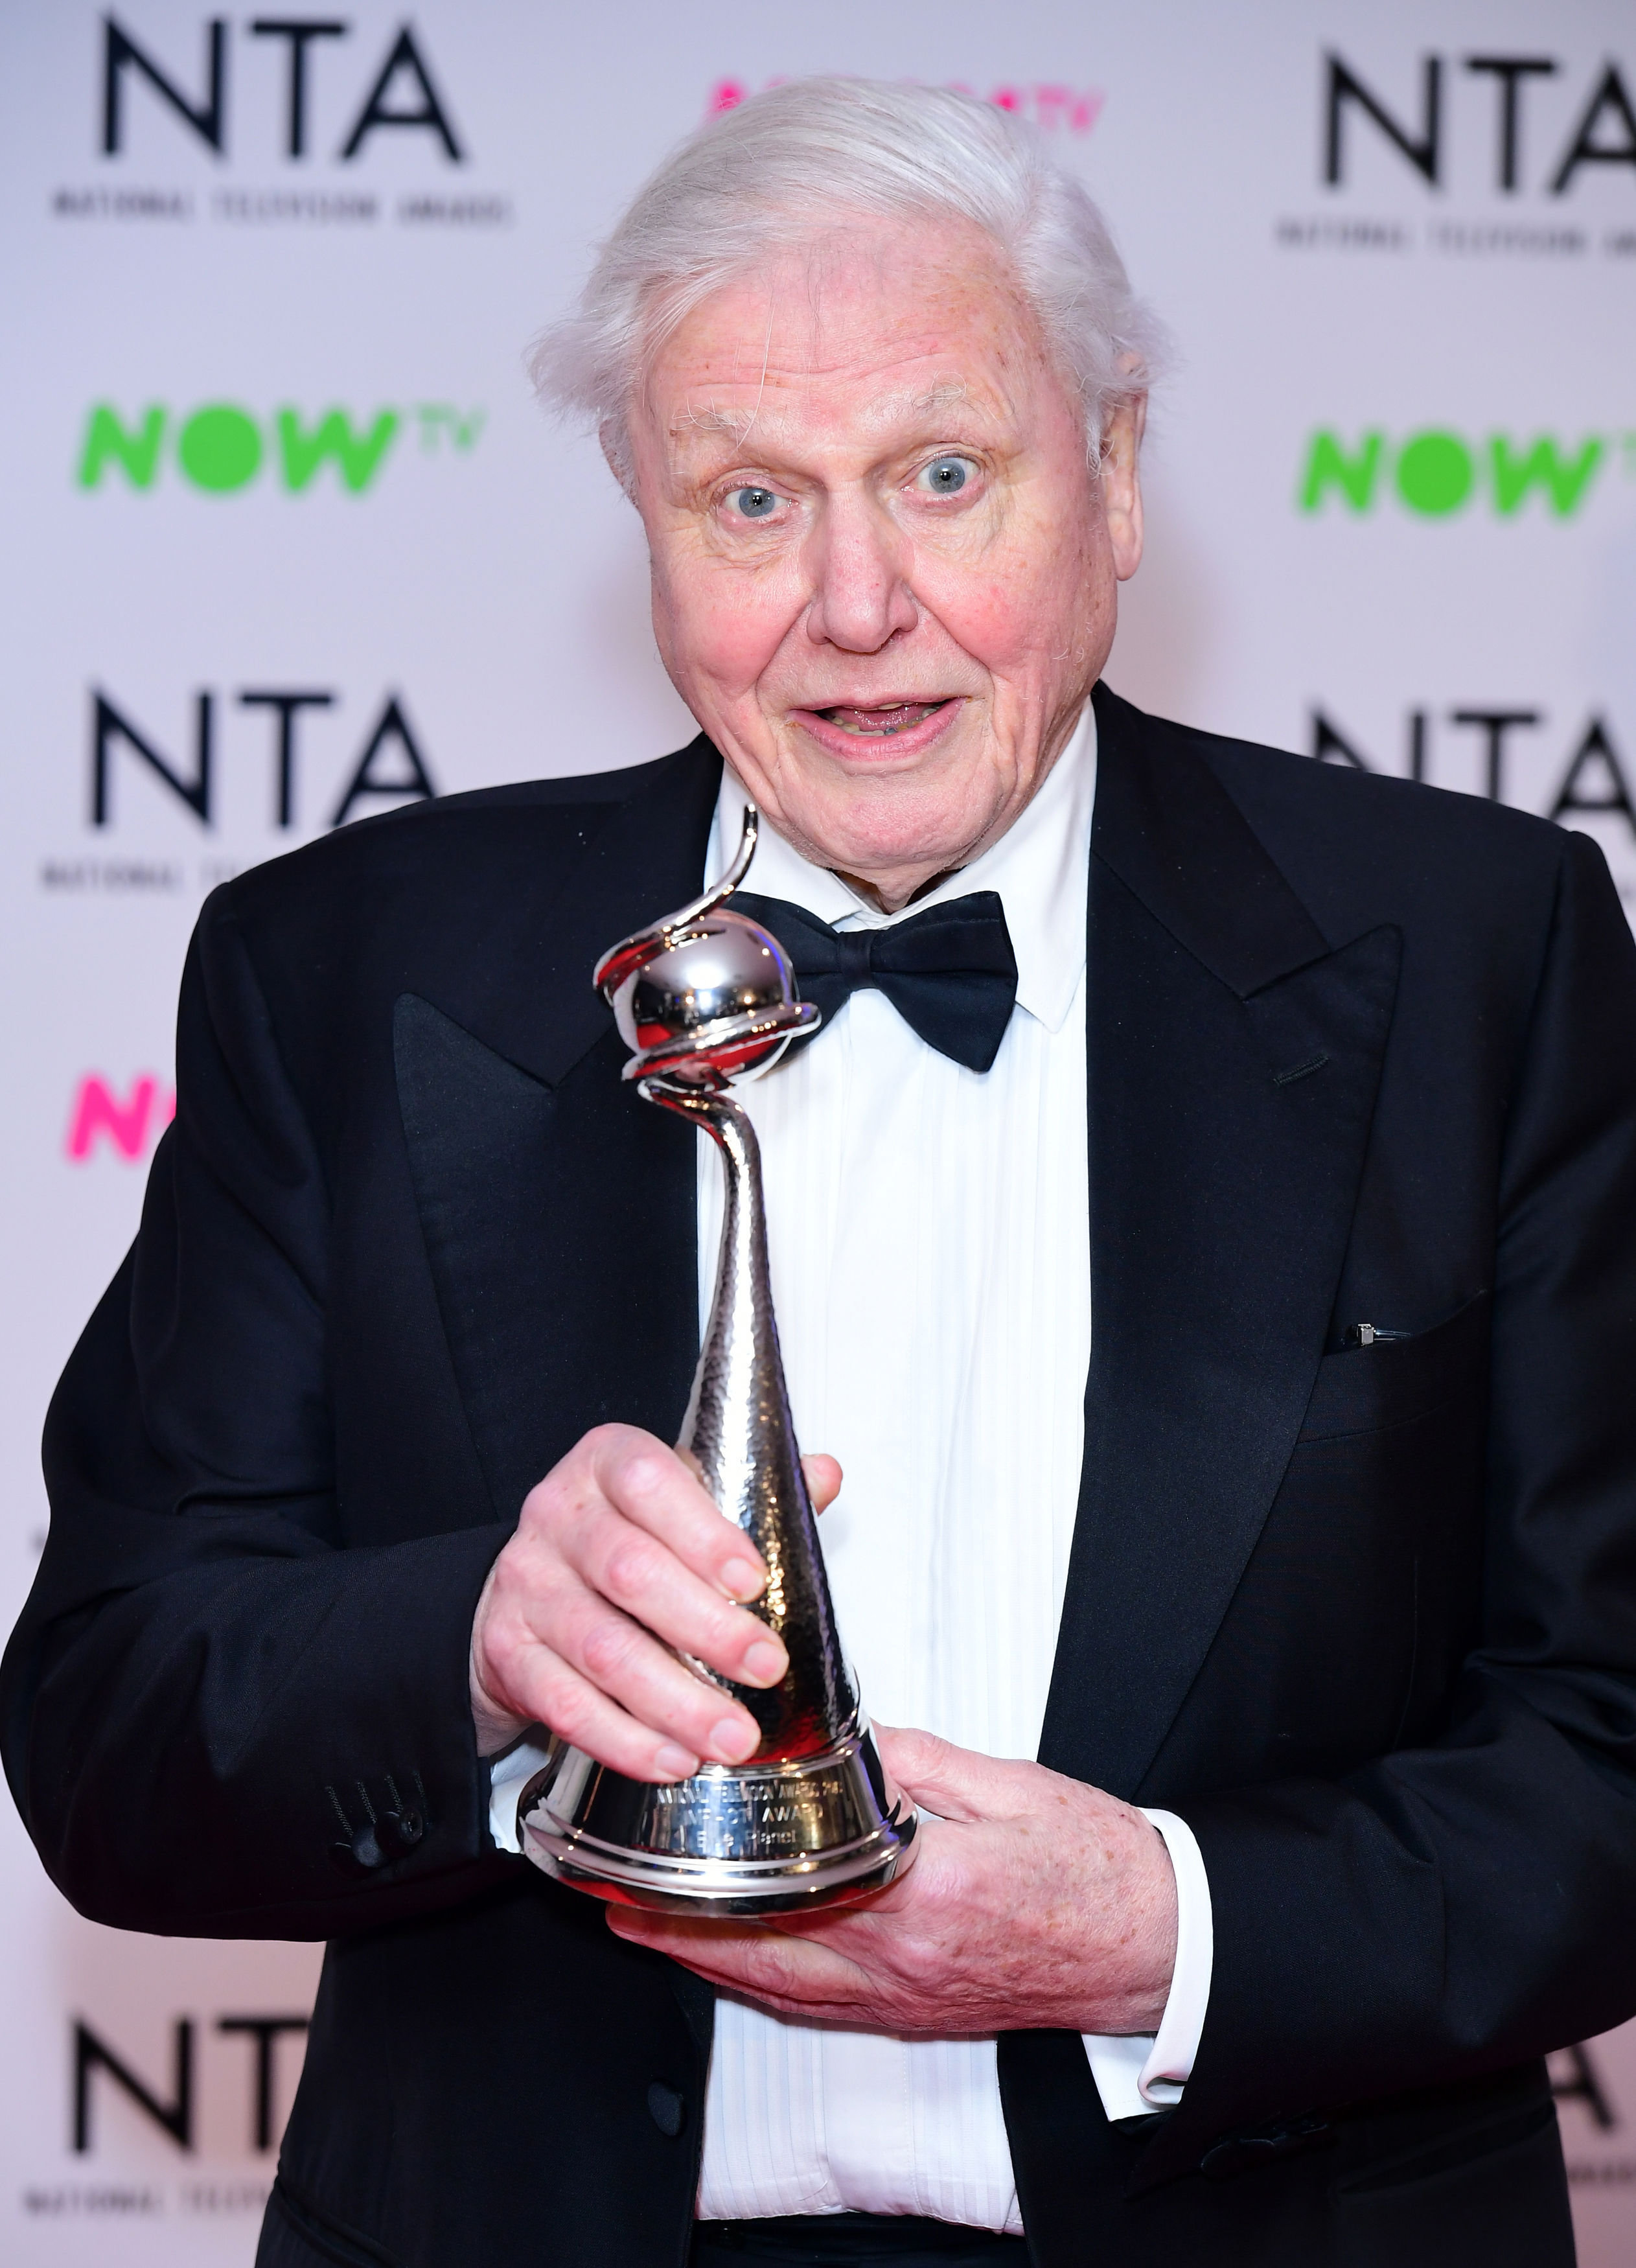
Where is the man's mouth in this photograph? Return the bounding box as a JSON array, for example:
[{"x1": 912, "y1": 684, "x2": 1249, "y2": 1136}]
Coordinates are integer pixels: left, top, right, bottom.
[{"x1": 815, "y1": 700, "x2": 951, "y2": 737}]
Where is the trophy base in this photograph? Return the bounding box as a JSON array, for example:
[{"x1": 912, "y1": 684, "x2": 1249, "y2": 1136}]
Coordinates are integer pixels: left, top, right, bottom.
[{"x1": 516, "y1": 1717, "x2": 918, "y2": 1915}]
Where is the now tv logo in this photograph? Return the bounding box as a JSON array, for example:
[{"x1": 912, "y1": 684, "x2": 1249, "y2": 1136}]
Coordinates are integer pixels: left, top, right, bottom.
[
  {"x1": 77, "y1": 402, "x2": 418, "y2": 495},
  {"x1": 708, "y1": 77, "x2": 1104, "y2": 135},
  {"x1": 66, "y1": 1074, "x2": 174, "y2": 1163},
  {"x1": 1298, "y1": 428, "x2": 1620, "y2": 517}
]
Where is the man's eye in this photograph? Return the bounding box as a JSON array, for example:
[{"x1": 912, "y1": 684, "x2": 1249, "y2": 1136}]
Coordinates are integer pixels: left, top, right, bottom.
[
  {"x1": 917, "y1": 456, "x2": 974, "y2": 495},
  {"x1": 731, "y1": 486, "x2": 781, "y2": 519}
]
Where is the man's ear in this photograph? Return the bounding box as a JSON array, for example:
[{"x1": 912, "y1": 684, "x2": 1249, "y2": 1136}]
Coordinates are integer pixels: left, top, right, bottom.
[
  {"x1": 1100, "y1": 395, "x2": 1146, "y2": 583},
  {"x1": 599, "y1": 417, "x2": 640, "y2": 503}
]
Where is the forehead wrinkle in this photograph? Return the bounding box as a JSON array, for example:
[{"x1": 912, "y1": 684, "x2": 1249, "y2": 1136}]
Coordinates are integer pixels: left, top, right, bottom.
[
  {"x1": 665, "y1": 372, "x2": 998, "y2": 461},
  {"x1": 646, "y1": 214, "x2": 1044, "y2": 453}
]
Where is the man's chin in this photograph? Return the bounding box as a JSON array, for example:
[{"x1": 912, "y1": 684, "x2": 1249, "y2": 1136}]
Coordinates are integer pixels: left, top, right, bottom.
[{"x1": 767, "y1": 785, "x2": 999, "y2": 896}]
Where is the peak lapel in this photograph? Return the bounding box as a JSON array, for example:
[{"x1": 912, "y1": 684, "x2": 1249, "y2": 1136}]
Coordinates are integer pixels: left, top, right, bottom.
[
  {"x1": 411, "y1": 738, "x2": 725, "y2": 1096},
  {"x1": 1039, "y1": 690, "x2": 1401, "y2": 1798},
  {"x1": 393, "y1": 739, "x2": 721, "y2": 1521}
]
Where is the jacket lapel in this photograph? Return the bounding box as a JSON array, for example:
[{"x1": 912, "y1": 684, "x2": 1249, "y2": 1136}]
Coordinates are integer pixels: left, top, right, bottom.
[
  {"x1": 393, "y1": 739, "x2": 722, "y2": 1522},
  {"x1": 1039, "y1": 688, "x2": 1401, "y2": 1800},
  {"x1": 392, "y1": 697, "x2": 1396, "y2": 1797}
]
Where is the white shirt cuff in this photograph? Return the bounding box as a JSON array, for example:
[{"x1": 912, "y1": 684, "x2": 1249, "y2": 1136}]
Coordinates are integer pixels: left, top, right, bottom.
[
  {"x1": 489, "y1": 1757, "x2": 1213, "y2": 2122},
  {"x1": 1081, "y1": 1807, "x2": 1213, "y2": 2120},
  {"x1": 488, "y1": 1733, "x2": 553, "y2": 1853}
]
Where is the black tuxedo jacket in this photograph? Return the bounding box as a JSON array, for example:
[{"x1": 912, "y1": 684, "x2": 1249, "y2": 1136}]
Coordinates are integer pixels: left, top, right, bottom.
[{"x1": 8, "y1": 684, "x2": 1636, "y2": 2268}]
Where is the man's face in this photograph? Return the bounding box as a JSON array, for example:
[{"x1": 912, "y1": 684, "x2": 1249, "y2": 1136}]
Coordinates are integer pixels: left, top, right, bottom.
[{"x1": 626, "y1": 216, "x2": 1144, "y2": 907}]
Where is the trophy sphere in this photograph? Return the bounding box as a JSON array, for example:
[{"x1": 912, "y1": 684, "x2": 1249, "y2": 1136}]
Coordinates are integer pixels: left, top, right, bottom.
[{"x1": 606, "y1": 910, "x2": 817, "y2": 1083}]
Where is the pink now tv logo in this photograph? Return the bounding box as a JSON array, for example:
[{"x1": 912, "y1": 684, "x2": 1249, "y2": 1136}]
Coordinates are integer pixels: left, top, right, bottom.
[
  {"x1": 65, "y1": 1075, "x2": 175, "y2": 1163},
  {"x1": 708, "y1": 78, "x2": 1105, "y2": 133}
]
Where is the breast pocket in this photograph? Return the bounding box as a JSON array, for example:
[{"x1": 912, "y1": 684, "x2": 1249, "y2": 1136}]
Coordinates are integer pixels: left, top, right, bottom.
[
  {"x1": 1300, "y1": 1291, "x2": 1493, "y2": 1446},
  {"x1": 1160, "y1": 1295, "x2": 1493, "y2": 1794}
]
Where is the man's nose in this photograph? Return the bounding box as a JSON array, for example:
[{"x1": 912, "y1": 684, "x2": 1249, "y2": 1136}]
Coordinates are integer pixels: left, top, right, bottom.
[{"x1": 803, "y1": 494, "x2": 918, "y2": 653}]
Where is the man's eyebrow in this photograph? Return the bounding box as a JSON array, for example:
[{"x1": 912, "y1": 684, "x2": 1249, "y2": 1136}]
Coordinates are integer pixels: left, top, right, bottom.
[
  {"x1": 908, "y1": 380, "x2": 970, "y2": 417},
  {"x1": 670, "y1": 402, "x2": 759, "y2": 443}
]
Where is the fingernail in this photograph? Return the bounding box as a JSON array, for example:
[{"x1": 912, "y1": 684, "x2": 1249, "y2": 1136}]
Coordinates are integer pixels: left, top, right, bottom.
[
  {"x1": 711, "y1": 1716, "x2": 759, "y2": 1764},
  {"x1": 656, "y1": 1744, "x2": 698, "y2": 1779},
  {"x1": 743, "y1": 1638, "x2": 786, "y2": 1684},
  {"x1": 724, "y1": 1558, "x2": 765, "y2": 1601}
]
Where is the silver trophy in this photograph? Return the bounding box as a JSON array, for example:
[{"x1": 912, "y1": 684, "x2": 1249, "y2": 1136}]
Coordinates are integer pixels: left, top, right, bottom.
[{"x1": 516, "y1": 809, "x2": 919, "y2": 1914}]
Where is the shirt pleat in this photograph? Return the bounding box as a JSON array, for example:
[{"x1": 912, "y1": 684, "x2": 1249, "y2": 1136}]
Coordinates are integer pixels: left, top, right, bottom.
[{"x1": 696, "y1": 711, "x2": 1095, "y2": 2235}]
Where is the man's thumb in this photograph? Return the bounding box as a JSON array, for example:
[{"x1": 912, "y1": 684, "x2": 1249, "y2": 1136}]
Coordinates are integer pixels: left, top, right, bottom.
[{"x1": 875, "y1": 1724, "x2": 1028, "y2": 1823}]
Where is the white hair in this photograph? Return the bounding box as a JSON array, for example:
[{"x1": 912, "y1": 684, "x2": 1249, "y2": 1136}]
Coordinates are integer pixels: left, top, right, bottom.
[{"x1": 529, "y1": 75, "x2": 1164, "y2": 487}]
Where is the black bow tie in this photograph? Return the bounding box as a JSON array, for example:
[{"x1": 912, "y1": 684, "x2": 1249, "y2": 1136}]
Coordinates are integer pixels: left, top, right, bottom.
[{"x1": 733, "y1": 890, "x2": 1019, "y2": 1074}]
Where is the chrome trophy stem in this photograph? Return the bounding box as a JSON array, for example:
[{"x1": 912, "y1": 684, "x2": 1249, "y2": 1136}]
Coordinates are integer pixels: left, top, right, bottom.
[
  {"x1": 518, "y1": 811, "x2": 917, "y2": 1913},
  {"x1": 647, "y1": 1078, "x2": 855, "y2": 1760}
]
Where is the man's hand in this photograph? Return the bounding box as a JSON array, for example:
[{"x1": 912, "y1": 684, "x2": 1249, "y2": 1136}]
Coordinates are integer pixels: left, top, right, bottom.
[
  {"x1": 469, "y1": 1424, "x2": 842, "y2": 1779},
  {"x1": 605, "y1": 1727, "x2": 1179, "y2": 2037}
]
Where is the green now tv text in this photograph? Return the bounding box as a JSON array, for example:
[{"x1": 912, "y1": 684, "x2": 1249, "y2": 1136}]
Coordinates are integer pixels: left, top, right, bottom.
[
  {"x1": 1298, "y1": 429, "x2": 1620, "y2": 518},
  {"x1": 76, "y1": 402, "x2": 485, "y2": 494}
]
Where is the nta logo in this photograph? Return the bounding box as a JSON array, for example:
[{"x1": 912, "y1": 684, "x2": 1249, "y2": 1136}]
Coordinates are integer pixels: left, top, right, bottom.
[
  {"x1": 91, "y1": 684, "x2": 439, "y2": 830},
  {"x1": 1311, "y1": 704, "x2": 1636, "y2": 839},
  {"x1": 1324, "y1": 52, "x2": 1635, "y2": 194},
  {"x1": 1298, "y1": 430, "x2": 1618, "y2": 518},
  {"x1": 77, "y1": 402, "x2": 483, "y2": 494},
  {"x1": 101, "y1": 16, "x2": 463, "y2": 162},
  {"x1": 71, "y1": 2011, "x2": 309, "y2": 2151}
]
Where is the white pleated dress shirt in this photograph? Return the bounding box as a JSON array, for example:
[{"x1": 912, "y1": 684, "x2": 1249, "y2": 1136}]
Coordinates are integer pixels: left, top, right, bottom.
[{"x1": 492, "y1": 702, "x2": 1212, "y2": 2234}]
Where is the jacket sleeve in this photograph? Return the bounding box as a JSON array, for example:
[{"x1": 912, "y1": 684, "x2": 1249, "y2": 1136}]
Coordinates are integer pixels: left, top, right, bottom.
[
  {"x1": 0, "y1": 888, "x2": 518, "y2": 1938},
  {"x1": 1162, "y1": 827, "x2": 1636, "y2": 2164}
]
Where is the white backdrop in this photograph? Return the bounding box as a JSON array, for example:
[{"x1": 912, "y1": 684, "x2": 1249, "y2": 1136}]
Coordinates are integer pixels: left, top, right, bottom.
[{"x1": 3, "y1": 3, "x2": 1635, "y2": 2260}]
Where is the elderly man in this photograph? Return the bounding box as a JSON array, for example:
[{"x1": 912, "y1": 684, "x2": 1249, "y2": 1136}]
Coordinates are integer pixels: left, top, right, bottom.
[{"x1": 7, "y1": 76, "x2": 1636, "y2": 2268}]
